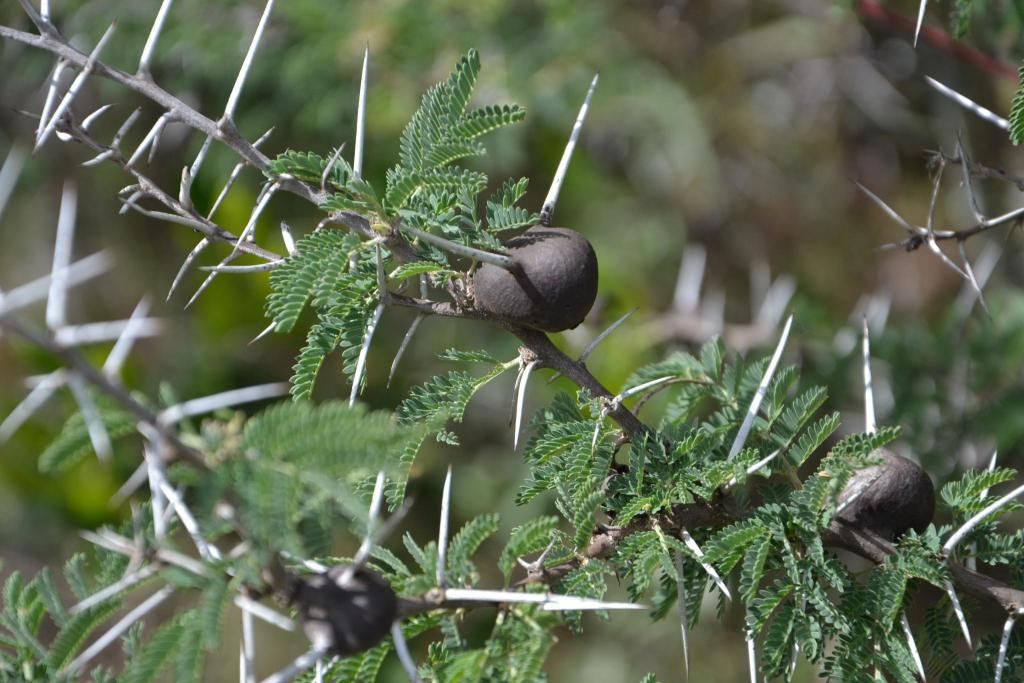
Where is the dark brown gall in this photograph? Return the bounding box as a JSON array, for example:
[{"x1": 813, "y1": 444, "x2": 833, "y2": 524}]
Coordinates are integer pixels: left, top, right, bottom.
[
  {"x1": 291, "y1": 564, "x2": 397, "y2": 656},
  {"x1": 834, "y1": 448, "x2": 935, "y2": 541},
  {"x1": 470, "y1": 225, "x2": 598, "y2": 332}
]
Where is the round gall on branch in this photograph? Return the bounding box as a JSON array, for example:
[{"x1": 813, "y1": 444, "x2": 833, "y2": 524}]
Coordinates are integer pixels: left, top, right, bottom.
[
  {"x1": 291, "y1": 564, "x2": 398, "y2": 656},
  {"x1": 470, "y1": 225, "x2": 598, "y2": 332},
  {"x1": 835, "y1": 448, "x2": 936, "y2": 541}
]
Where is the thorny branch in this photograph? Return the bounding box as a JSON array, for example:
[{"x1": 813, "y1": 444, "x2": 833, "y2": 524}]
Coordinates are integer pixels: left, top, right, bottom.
[
  {"x1": 0, "y1": 316, "x2": 207, "y2": 468},
  {"x1": 0, "y1": 15, "x2": 648, "y2": 438},
  {"x1": 517, "y1": 488, "x2": 1024, "y2": 620},
  {"x1": 6, "y1": 8, "x2": 1024, "y2": 678}
]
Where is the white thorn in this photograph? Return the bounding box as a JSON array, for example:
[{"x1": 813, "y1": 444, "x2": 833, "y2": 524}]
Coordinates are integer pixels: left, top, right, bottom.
[
  {"x1": 347, "y1": 471, "x2": 386, "y2": 576},
  {"x1": 223, "y1": 0, "x2": 275, "y2": 120},
  {"x1": 229, "y1": 183, "x2": 279, "y2": 256},
  {"x1": 437, "y1": 465, "x2": 453, "y2": 587},
  {"x1": 349, "y1": 304, "x2": 385, "y2": 407},
  {"x1": 400, "y1": 223, "x2": 516, "y2": 270},
  {"x1": 46, "y1": 182, "x2": 77, "y2": 331},
  {"x1": 901, "y1": 612, "x2": 926, "y2": 681},
  {"x1": 127, "y1": 112, "x2": 173, "y2": 168},
  {"x1": 550, "y1": 307, "x2": 637, "y2": 384},
  {"x1": 68, "y1": 564, "x2": 159, "y2": 615},
  {"x1": 513, "y1": 361, "x2": 538, "y2": 450},
  {"x1": 36, "y1": 60, "x2": 67, "y2": 142},
  {"x1": 862, "y1": 318, "x2": 876, "y2": 434},
  {"x1": 0, "y1": 371, "x2": 64, "y2": 441},
  {"x1": 199, "y1": 260, "x2": 284, "y2": 274},
  {"x1": 67, "y1": 373, "x2": 112, "y2": 462},
  {"x1": 994, "y1": 612, "x2": 1020, "y2": 683},
  {"x1": 856, "y1": 182, "x2": 922, "y2": 236},
  {"x1": 66, "y1": 586, "x2": 176, "y2": 675},
  {"x1": 353, "y1": 46, "x2": 368, "y2": 179},
  {"x1": 108, "y1": 460, "x2": 149, "y2": 508},
  {"x1": 924, "y1": 76, "x2": 1009, "y2": 130},
  {"x1": 755, "y1": 276, "x2": 796, "y2": 328},
  {"x1": 81, "y1": 103, "x2": 114, "y2": 131},
  {"x1": 591, "y1": 409, "x2": 607, "y2": 453},
  {"x1": 234, "y1": 595, "x2": 296, "y2": 632},
  {"x1": 82, "y1": 147, "x2": 115, "y2": 168},
  {"x1": 675, "y1": 553, "x2": 690, "y2": 677},
  {"x1": 726, "y1": 448, "x2": 783, "y2": 488},
  {"x1": 673, "y1": 246, "x2": 705, "y2": 315},
  {"x1": 539, "y1": 596, "x2": 647, "y2": 611},
  {"x1": 613, "y1": 375, "x2": 673, "y2": 405},
  {"x1": 680, "y1": 529, "x2": 731, "y2": 600},
  {"x1": 0, "y1": 251, "x2": 112, "y2": 318},
  {"x1": 0, "y1": 145, "x2": 26, "y2": 222},
  {"x1": 54, "y1": 318, "x2": 161, "y2": 347},
  {"x1": 280, "y1": 222, "x2": 296, "y2": 255},
  {"x1": 981, "y1": 450, "x2": 1000, "y2": 498},
  {"x1": 745, "y1": 624, "x2": 758, "y2": 683},
  {"x1": 111, "y1": 107, "x2": 143, "y2": 152},
  {"x1": 957, "y1": 242, "x2": 989, "y2": 314},
  {"x1": 36, "y1": 23, "x2": 117, "y2": 151},
  {"x1": 375, "y1": 243, "x2": 386, "y2": 295},
  {"x1": 954, "y1": 242, "x2": 1000, "y2": 319},
  {"x1": 726, "y1": 314, "x2": 793, "y2": 460},
  {"x1": 158, "y1": 383, "x2": 289, "y2": 426},
  {"x1": 944, "y1": 580, "x2": 972, "y2": 647},
  {"x1": 321, "y1": 144, "x2": 346, "y2": 192},
  {"x1": 391, "y1": 622, "x2": 423, "y2": 683},
  {"x1": 117, "y1": 189, "x2": 144, "y2": 213},
  {"x1": 925, "y1": 233, "x2": 970, "y2": 282},
  {"x1": 167, "y1": 238, "x2": 210, "y2": 300},
  {"x1": 40, "y1": 0, "x2": 50, "y2": 22},
  {"x1": 82, "y1": 528, "x2": 208, "y2": 576},
  {"x1": 260, "y1": 646, "x2": 329, "y2": 683},
  {"x1": 179, "y1": 166, "x2": 194, "y2": 209},
  {"x1": 188, "y1": 134, "x2": 215, "y2": 182},
  {"x1": 0, "y1": 370, "x2": 65, "y2": 440},
  {"x1": 241, "y1": 605, "x2": 256, "y2": 683},
  {"x1": 185, "y1": 257, "x2": 235, "y2": 309},
  {"x1": 195, "y1": 185, "x2": 278, "y2": 305},
  {"x1": 943, "y1": 480, "x2": 1024, "y2": 558},
  {"x1": 387, "y1": 313, "x2": 425, "y2": 388},
  {"x1": 158, "y1": 480, "x2": 220, "y2": 560},
  {"x1": 579, "y1": 307, "x2": 637, "y2": 364},
  {"x1": 138, "y1": 0, "x2": 176, "y2": 74},
  {"x1": 540, "y1": 73, "x2": 598, "y2": 226},
  {"x1": 250, "y1": 321, "x2": 276, "y2": 345},
  {"x1": 438, "y1": 588, "x2": 646, "y2": 611},
  {"x1": 914, "y1": 0, "x2": 928, "y2": 47}
]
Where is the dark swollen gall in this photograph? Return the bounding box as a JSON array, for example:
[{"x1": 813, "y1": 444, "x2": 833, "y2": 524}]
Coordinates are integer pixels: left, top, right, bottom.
[
  {"x1": 470, "y1": 225, "x2": 598, "y2": 332},
  {"x1": 291, "y1": 564, "x2": 398, "y2": 657},
  {"x1": 834, "y1": 448, "x2": 935, "y2": 541}
]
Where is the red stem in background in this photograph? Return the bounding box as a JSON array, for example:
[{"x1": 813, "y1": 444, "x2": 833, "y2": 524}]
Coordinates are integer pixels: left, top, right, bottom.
[{"x1": 856, "y1": 0, "x2": 1018, "y2": 81}]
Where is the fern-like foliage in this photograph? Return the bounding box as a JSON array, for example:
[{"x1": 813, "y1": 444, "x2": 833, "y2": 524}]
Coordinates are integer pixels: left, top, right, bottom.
[
  {"x1": 1010, "y1": 63, "x2": 1024, "y2": 145},
  {"x1": 39, "y1": 393, "x2": 138, "y2": 472},
  {"x1": 266, "y1": 50, "x2": 534, "y2": 401}
]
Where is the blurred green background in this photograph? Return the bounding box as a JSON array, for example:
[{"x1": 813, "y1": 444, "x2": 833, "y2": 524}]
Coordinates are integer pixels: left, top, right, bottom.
[{"x1": 3, "y1": 0, "x2": 1024, "y2": 679}]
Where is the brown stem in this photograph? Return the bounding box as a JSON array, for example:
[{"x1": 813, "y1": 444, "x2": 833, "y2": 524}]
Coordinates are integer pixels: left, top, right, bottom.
[
  {"x1": 506, "y1": 325, "x2": 647, "y2": 438},
  {"x1": 823, "y1": 519, "x2": 1024, "y2": 613}
]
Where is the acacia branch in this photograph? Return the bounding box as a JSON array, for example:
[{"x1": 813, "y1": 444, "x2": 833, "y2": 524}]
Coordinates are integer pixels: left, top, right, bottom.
[
  {"x1": 0, "y1": 316, "x2": 207, "y2": 469},
  {"x1": 2, "y1": 20, "x2": 656, "y2": 449},
  {"x1": 823, "y1": 519, "x2": 1024, "y2": 614},
  {"x1": 507, "y1": 325, "x2": 647, "y2": 438},
  {"x1": 519, "y1": 490, "x2": 1024, "y2": 618},
  {"x1": 58, "y1": 116, "x2": 279, "y2": 261}
]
